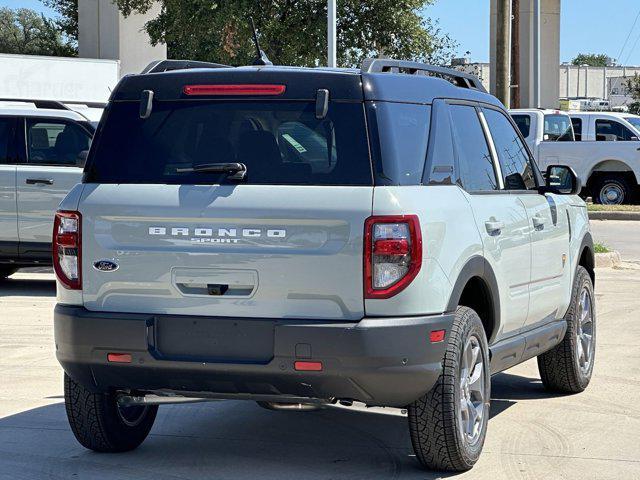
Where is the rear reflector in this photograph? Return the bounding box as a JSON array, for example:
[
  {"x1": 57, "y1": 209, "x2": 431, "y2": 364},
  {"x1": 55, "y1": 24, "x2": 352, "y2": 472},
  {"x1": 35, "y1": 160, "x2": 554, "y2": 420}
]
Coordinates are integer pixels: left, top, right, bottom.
[
  {"x1": 294, "y1": 361, "x2": 323, "y2": 371},
  {"x1": 107, "y1": 353, "x2": 132, "y2": 363},
  {"x1": 430, "y1": 330, "x2": 446, "y2": 343},
  {"x1": 183, "y1": 84, "x2": 286, "y2": 96}
]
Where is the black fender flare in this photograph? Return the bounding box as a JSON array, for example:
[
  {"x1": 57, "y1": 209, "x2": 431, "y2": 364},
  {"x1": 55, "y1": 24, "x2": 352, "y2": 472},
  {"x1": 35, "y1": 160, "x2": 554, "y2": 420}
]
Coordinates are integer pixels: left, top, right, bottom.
[
  {"x1": 577, "y1": 231, "x2": 595, "y2": 285},
  {"x1": 446, "y1": 256, "x2": 501, "y2": 343}
]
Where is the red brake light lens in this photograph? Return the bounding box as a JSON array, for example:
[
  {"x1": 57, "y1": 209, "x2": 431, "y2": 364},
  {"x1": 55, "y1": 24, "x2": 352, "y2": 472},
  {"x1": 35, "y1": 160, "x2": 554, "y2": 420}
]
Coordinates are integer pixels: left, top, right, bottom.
[
  {"x1": 53, "y1": 211, "x2": 81, "y2": 290},
  {"x1": 183, "y1": 84, "x2": 286, "y2": 96},
  {"x1": 364, "y1": 215, "x2": 422, "y2": 299}
]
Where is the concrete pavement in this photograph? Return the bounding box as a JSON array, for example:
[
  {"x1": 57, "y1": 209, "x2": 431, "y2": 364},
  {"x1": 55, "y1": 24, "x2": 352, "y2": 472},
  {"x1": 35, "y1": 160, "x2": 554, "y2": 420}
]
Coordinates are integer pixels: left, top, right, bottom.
[
  {"x1": 590, "y1": 219, "x2": 640, "y2": 261},
  {"x1": 1, "y1": 267, "x2": 639, "y2": 479}
]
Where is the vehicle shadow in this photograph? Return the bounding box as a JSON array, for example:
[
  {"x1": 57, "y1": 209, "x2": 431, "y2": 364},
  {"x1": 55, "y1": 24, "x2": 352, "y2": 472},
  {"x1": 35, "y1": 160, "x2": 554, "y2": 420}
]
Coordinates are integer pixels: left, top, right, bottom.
[
  {"x1": 0, "y1": 372, "x2": 557, "y2": 480},
  {"x1": 491, "y1": 371, "x2": 568, "y2": 401},
  {"x1": 0, "y1": 277, "x2": 56, "y2": 297}
]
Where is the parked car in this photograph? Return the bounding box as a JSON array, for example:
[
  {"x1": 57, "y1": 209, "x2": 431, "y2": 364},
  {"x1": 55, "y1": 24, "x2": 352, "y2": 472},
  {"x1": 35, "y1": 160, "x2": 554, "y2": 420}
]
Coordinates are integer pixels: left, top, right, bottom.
[
  {"x1": 0, "y1": 100, "x2": 97, "y2": 278},
  {"x1": 54, "y1": 59, "x2": 596, "y2": 472},
  {"x1": 511, "y1": 109, "x2": 640, "y2": 204}
]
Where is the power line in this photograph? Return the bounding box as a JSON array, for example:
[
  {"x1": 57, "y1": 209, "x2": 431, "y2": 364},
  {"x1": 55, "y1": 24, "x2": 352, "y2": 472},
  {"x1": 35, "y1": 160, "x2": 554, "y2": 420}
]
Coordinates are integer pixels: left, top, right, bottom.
[{"x1": 616, "y1": 8, "x2": 640, "y2": 64}]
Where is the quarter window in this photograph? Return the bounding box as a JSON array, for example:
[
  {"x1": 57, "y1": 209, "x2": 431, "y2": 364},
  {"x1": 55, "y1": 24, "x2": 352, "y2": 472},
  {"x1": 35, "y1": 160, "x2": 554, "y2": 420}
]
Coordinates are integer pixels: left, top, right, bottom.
[
  {"x1": 26, "y1": 119, "x2": 91, "y2": 166},
  {"x1": 449, "y1": 105, "x2": 498, "y2": 192},
  {"x1": 482, "y1": 108, "x2": 537, "y2": 191}
]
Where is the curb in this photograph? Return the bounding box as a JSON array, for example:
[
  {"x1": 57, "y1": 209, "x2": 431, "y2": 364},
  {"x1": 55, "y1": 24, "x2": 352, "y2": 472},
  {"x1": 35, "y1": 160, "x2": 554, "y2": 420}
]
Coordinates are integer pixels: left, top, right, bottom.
[
  {"x1": 595, "y1": 251, "x2": 622, "y2": 268},
  {"x1": 588, "y1": 211, "x2": 640, "y2": 221}
]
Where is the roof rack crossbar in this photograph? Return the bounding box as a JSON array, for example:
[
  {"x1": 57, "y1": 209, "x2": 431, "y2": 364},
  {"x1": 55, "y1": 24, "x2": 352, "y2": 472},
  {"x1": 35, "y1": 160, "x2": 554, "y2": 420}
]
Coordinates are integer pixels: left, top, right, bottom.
[
  {"x1": 360, "y1": 58, "x2": 487, "y2": 93},
  {"x1": 141, "y1": 59, "x2": 233, "y2": 74}
]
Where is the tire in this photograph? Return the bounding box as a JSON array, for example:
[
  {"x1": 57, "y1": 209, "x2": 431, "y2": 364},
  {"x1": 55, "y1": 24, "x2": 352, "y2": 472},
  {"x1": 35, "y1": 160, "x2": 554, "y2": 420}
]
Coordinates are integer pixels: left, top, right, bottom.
[
  {"x1": 64, "y1": 373, "x2": 158, "y2": 452},
  {"x1": 537, "y1": 266, "x2": 596, "y2": 393},
  {"x1": 0, "y1": 266, "x2": 18, "y2": 280},
  {"x1": 408, "y1": 306, "x2": 491, "y2": 472},
  {"x1": 592, "y1": 174, "x2": 633, "y2": 205}
]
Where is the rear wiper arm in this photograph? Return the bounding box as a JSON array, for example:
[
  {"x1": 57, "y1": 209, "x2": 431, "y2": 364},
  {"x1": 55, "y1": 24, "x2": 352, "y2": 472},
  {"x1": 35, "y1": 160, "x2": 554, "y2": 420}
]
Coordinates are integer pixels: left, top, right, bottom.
[{"x1": 176, "y1": 162, "x2": 247, "y2": 180}]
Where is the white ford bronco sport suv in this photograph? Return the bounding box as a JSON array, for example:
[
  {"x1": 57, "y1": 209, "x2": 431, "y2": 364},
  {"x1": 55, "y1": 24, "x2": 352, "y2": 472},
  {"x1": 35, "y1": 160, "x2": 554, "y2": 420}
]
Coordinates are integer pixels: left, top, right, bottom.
[{"x1": 54, "y1": 59, "x2": 596, "y2": 472}]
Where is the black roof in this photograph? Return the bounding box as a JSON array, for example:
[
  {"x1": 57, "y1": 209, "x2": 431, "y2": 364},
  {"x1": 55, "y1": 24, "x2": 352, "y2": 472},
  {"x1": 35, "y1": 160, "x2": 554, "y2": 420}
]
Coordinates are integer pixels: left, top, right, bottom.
[{"x1": 110, "y1": 59, "x2": 501, "y2": 108}]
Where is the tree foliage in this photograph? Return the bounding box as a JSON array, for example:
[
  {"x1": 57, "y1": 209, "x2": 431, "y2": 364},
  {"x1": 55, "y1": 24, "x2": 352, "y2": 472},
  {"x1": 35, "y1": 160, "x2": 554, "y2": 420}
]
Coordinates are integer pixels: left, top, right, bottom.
[
  {"x1": 40, "y1": 0, "x2": 78, "y2": 48},
  {"x1": 625, "y1": 74, "x2": 640, "y2": 114},
  {"x1": 571, "y1": 53, "x2": 612, "y2": 67},
  {"x1": 113, "y1": 0, "x2": 456, "y2": 67},
  {"x1": 0, "y1": 7, "x2": 76, "y2": 56}
]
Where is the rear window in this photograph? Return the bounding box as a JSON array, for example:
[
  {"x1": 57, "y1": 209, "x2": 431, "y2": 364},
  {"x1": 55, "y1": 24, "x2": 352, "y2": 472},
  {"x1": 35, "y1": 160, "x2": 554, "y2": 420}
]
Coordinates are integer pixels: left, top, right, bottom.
[
  {"x1": 543, "y1": 114, "x2": 574, "y2": 141},
  {"x1": 511, "y1": 114, "x2": 531, "y2": 138},
  {"x1": 85, "y1": 100, "x2": 372, "y2": 185}
]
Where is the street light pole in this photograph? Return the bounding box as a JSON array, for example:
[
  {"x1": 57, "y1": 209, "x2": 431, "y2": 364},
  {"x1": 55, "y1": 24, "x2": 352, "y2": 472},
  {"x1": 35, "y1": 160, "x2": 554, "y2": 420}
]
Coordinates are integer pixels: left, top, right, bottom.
[{"x1": 328, "y1": 0, "x2": 337, "y2": 67}]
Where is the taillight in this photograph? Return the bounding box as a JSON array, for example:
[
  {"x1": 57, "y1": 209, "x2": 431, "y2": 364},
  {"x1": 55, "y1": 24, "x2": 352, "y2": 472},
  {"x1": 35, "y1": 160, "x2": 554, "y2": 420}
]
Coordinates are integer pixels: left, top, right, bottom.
[
  {"x1": 364, "y1": 215, "x2": 422, "y2": 299},
  {"x1": 53, "y1": 211, "x2": 81, "y2": 290}
]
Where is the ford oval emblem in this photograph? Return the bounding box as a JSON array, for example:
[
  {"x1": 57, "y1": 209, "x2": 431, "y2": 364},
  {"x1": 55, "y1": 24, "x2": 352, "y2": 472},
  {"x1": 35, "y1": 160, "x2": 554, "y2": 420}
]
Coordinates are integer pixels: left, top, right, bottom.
[{"x1": 93, "y1": 259, "x2": 119, "y2": 272}]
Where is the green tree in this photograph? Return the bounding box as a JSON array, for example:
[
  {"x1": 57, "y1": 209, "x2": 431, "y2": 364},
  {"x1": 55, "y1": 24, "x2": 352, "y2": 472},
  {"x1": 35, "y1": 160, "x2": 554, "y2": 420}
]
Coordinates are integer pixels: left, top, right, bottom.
[
  {"x1": 625, "y1": 74, "x2": 640, "y2": 114},
  {"x1": 40, "y1": 0, "x2": 78, "y2": 50},
  {"x1": 0, "y1": 7, "x2": 76, "y2": 56},
  {"x1": 571, "y1": 53, "x2": 612, "y2": 67},
  {"x1": 113, "y1": 0, "x2": 456, "y2": 67}
]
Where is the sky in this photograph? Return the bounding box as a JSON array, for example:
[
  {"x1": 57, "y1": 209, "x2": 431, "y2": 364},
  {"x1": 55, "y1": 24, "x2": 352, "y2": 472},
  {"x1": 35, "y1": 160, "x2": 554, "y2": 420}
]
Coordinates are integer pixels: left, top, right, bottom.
[
  {"x1": 427, "y1": 0, "x2": 640, "y2": 65},
  {"x1": 4, "y1": 0, "x2": 640, "y2": 66}
]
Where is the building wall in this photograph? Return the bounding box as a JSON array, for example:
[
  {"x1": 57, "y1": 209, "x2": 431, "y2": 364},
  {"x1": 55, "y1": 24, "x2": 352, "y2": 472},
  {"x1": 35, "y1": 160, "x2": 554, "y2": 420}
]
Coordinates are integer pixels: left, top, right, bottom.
[{"x1": 78, "y1": 0, "x2": 166, "y2": 77}]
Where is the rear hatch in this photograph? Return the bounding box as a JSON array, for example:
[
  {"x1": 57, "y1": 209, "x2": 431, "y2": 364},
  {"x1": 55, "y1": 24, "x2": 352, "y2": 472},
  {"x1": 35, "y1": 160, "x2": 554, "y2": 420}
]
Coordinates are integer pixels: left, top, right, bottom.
[{"x1": 78, "y1": 69, "x2": 373, "y2": 320}]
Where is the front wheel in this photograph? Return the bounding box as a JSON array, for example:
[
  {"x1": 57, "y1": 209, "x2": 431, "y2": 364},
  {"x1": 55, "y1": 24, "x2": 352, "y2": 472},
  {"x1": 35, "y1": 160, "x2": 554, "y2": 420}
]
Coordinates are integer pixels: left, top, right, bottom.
[
  {"x1": 408, "y1": 306, "x2": 490, "y2": 472},
  {"x1": 64, "y1": 373, "x2": 158, "y2": 452},
  {"x1": 537, "y1": 266, "x2": 596, "y2": 393}
]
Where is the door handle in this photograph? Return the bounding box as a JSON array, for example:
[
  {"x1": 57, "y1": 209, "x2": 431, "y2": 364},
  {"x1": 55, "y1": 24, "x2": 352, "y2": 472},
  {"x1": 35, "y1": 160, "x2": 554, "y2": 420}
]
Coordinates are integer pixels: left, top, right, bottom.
[
  {"x1": 485, "y1": 220, "x2": 504, "y2": 235},
  {"x1": 533, "y1": 214, "x2": 546, "y2": 229},
  {"x1": 26, "y1": 178, "x2": 54, "y2": 185}
]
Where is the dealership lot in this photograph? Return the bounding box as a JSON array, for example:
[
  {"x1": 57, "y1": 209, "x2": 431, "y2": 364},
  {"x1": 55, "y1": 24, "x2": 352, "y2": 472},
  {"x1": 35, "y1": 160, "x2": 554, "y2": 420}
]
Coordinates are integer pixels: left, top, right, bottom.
[{"x1": 1, "y1": 252, "x2": 639, "y2": 479}]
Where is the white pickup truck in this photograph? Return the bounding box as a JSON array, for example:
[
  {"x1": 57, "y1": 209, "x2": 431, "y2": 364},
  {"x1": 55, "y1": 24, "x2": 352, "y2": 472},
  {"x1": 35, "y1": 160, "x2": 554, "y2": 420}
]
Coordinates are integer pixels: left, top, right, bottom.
[{"x1": 510, "y1": 109, "x2": 640, "y2": 204}]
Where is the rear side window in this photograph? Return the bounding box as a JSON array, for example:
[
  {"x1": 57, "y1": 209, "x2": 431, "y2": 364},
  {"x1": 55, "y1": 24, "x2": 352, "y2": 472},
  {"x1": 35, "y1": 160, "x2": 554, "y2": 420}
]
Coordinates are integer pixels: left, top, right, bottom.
[
  {"x1": 595, "y1": 119, "x2": 637, "y2": 141},
  {"x1": 543, "y1": 114, "x2": 574, "y2": 141},
  {"x1": 571, "y1": 117, "x2": 583, "y2": 141},
  {"x1": 449, "y1": 105, "x2": 498, "y2": 192},
  {"x1": 483, "y1": 108, "x2": 537, "y2": 191},
  {"x1": 367, "y1": 102, "x2": 431, "y2": 185},
  {"x1": 86, "y1": 101, "x2": 372, "y2": 186},
  {"x1": 26, "y1": 119, "x2": 91, "y2": 166},
  {"x1": 511, "y1": 114, "x2": 531, "y2": 138}
]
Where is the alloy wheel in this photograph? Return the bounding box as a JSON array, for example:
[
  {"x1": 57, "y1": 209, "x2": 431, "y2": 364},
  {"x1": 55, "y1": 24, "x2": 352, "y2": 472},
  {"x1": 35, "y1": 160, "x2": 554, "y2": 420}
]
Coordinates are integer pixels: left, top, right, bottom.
[
  {"x1": 458, "y1": 335, "x2": 486, "y2": 446},
  {"x1": 576, "y1": 287, "x2": 595, "y2": 376}
]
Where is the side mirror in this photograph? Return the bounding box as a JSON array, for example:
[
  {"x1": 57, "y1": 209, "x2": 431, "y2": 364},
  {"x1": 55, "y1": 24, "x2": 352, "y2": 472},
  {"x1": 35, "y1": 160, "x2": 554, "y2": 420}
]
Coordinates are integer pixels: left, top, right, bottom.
[{"x1": 541, "y1": 165, "x2": 582, "y2": 195}]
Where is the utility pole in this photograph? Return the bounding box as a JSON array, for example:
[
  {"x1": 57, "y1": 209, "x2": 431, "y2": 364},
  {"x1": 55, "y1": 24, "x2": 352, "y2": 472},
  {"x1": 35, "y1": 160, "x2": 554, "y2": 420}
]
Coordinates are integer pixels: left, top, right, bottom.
[
  {"x1": 533, "y1": 0, "x2": 541, "y2": 107},
  {"x1": 510, "y1": 0, "x2": 520, "y2": 108},
  {"x1": 328, "y1": 0, "x2": 337, "y2": 68},
  {"x1": 496, "y1": 0, "x2": 511, "y2": 107}
]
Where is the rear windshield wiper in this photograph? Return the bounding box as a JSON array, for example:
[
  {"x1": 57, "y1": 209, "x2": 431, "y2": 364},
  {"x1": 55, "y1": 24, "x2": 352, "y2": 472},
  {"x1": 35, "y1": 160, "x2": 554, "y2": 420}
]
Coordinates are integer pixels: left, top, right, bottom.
[{"x1": 176, "y1": 162, "x2": 247, "y2": 181}]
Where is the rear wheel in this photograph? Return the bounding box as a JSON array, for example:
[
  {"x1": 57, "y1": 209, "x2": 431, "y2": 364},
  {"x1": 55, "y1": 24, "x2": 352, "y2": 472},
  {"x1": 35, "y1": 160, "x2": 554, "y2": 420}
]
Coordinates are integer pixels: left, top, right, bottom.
[
  {"x1": 408, "y1": 307, "x2": 490, "y2": 472},
  {"x1": 537, "y1": 266, "x2": 596, "y2": 393},
  {"x1": 592, "y1": 174, "x2": 633, "y2": 205},
  {"x1": 64, "y1": 373, "x2": 158, "y2": 452},
  {"x1": 0, "y1": 266, "x2": 17, "y2": 280}
]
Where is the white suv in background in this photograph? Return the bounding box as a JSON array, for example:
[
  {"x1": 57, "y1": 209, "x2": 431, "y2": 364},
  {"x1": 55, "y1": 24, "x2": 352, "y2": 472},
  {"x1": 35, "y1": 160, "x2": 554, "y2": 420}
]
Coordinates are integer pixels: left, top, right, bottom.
[{"x1": 0, "y1": 100, "x2": 97, "y2": 278}]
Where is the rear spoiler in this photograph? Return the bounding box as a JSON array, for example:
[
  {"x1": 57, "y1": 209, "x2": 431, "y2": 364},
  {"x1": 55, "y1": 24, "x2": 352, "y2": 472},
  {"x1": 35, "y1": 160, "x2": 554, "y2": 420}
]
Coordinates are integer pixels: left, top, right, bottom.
[{"x1": 141, "y1": 59, "x2": 232, "y2": 74}]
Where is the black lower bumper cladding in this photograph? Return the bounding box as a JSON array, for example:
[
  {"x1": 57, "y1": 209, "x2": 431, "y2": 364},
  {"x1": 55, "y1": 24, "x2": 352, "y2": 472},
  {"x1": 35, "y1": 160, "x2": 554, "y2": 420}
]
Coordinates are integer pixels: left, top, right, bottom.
[{"x1": 54, "y1": 305, "x2": 453, "y2": 407}]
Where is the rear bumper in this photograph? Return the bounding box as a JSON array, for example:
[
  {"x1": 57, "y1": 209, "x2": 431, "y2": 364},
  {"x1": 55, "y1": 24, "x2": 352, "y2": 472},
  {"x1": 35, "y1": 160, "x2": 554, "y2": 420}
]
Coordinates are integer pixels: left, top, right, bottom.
[{"x1": 54, "y1": 305, "x2": 453, "y2": 407}]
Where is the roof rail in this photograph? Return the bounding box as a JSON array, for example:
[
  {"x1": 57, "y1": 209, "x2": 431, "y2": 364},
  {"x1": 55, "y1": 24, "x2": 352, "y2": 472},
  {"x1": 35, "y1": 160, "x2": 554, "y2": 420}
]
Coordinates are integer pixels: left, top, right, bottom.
[
  {"x1": 141, "y1": 59, "x2": 232, "y2": 74},
  {"x1": 361, "y1": 58, "x2": 487, "y2": 93},
  {"x1": 0, "y1": 98, "x2": 107, "y2": 110}
]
